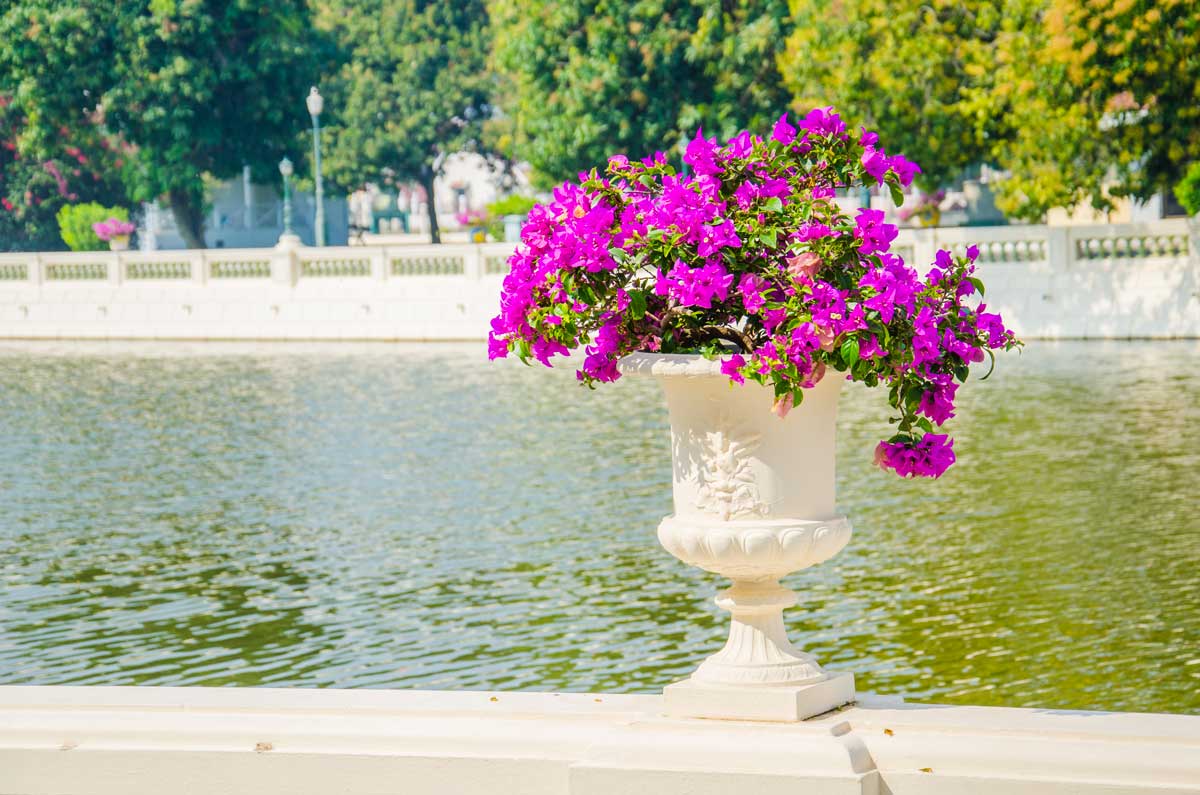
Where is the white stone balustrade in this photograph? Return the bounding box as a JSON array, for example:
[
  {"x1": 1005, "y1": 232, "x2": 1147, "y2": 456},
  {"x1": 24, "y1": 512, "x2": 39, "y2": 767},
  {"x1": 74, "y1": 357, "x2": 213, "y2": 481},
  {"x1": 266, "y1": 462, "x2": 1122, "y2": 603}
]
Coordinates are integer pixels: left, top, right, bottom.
[
  {"x1": 0, "y1": 219, "x2": 1196, "y2": 339},
  {"x1": 0, "y1": 243, "x2": 508, "y2": 341}
]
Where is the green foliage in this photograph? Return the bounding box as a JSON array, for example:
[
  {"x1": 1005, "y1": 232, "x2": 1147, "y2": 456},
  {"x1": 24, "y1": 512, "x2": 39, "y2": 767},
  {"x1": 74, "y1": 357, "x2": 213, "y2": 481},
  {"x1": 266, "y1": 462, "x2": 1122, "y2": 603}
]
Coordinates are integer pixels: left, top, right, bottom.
[
  {"x1": 56, "y1": 203, "x2": 128, "y2": 251},
  {"x1": 0, "y1": 90, "x2": 129, "y2": 252},
  {"x1": 1, "y1": 0, "x2": 326, "y2": 248},
  {"x1": 489, "y1": 0, "x2": 791, "y2": 185},
  {"x1": 320, "y1": 0, "x2": 495, "y2": 243},
  {"x1": 781, "y1": 0, "x2": 1012, "y2": 192},
  {"x1": 484, "y1": 194, "x2": 537, "y2": 240},
  {"x1": 1175, "y1": 162, "x2": 1200, "y2": 217},
  {"x1": 487, "y1": 194, "x2": 537, "y2": 217},
  {"x1": 991, "y1": 0, "x2": 1200, "y2": 220},
  {"x1": 781, "y1": 0, "x2": 1200, "y2": 220}
]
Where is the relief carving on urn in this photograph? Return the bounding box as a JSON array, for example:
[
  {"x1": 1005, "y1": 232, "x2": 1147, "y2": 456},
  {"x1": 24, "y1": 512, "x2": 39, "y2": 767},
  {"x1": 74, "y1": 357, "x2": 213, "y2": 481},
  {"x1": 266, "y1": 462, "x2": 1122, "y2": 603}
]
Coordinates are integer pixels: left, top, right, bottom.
[{"x1": 694, "y1": 411, "x2": 768, "y2": 521}]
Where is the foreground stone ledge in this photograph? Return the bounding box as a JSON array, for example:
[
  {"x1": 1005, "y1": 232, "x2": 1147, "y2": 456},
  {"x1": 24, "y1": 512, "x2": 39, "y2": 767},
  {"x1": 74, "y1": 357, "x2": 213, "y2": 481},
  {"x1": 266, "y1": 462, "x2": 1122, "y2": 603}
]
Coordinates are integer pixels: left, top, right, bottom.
[{"x1": 0, "y1": 687, "x2": 1197, "y2": 795}]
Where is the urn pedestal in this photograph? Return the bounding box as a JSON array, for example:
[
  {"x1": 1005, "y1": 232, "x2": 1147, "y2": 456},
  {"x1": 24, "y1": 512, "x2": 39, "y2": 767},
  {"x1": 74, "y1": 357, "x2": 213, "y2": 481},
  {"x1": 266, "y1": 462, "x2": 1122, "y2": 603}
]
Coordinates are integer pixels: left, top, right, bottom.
[{"x1": 619, "y1": 353, "x2": 855, "y2": 722}]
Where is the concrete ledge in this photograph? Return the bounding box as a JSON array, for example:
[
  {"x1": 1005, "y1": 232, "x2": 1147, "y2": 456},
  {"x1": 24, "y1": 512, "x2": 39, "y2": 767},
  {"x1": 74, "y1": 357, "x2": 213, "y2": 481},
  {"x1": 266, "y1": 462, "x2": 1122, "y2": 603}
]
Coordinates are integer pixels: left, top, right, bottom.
[{"x1": 0, "y1": 687, "x2": 1197, "y2": 795}]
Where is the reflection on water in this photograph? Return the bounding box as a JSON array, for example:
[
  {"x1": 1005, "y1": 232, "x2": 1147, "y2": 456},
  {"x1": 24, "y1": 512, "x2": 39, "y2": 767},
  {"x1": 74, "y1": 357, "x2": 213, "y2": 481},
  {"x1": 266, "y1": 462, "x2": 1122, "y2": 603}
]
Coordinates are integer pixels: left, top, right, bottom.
[{"x1": 0, "y1": 340, "x2": 1197, "y2": 713}]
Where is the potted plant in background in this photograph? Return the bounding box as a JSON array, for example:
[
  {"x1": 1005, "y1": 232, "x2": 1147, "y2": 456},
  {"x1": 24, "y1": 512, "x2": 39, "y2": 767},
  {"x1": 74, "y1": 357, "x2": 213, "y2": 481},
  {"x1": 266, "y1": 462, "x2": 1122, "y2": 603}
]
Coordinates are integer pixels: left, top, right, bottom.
[
  {"x1": 1175, "y1": 161, "x2": 1200, "y2": 253},
  {"x1": 92, "y1": 217, "x2": 136, "y2": 251},
  {"x1": 489, "y1": 107, "x2": 1020, "y2": 721},
  {"x1": 897, "y1": 189, "x2": 945, "y2": 227},
  {"x1": 55, "y1": 203, "x2": 133, "y2": 251},
  {"x1": 485, "y1": 194, "x2": 538, "y2": 242}
]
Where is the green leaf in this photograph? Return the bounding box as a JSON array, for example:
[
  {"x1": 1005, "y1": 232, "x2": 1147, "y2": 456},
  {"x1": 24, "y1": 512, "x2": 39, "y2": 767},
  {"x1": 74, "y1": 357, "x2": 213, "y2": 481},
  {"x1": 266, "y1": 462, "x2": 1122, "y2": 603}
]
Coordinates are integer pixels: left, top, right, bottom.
[
  {"x1": 628, "y1": 289, "x2": 647, "y2": 320},
  {"x1": 966, "y1": 276, "x2": 985, "y2": 297},
  {"x1": 758, "y1": 228, "x2": 778, "y2": 247},
  {"x1": 840, "y1": 338, "x2": 859, "y2": 369},
  {"x1": 889, "y1": 182, "x2": 905, "y2": 206},
  {"x1": 763, "y1": 196, "x2": 784, "y2": 213},
  {"x1": 851, "y1": 358, "x2": 871, "y2": 381}
]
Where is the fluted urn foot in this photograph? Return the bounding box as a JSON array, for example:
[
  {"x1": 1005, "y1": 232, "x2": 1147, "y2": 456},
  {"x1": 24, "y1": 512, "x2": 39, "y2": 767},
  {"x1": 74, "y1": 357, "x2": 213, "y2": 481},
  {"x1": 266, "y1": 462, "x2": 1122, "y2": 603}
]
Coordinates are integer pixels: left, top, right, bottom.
[
  {"x1": 658, "y1": 515, "x2": 856, "y2": 721},
  {"x1": 693, "y1": 580, "x2": 826, "y2": 686}
]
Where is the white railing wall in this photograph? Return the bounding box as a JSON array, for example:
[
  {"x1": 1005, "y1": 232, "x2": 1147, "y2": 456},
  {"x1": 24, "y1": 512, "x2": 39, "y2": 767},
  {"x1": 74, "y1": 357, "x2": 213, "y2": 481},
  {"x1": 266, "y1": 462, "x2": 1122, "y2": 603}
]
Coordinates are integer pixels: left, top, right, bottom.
[
  {"x1": 1, "y1": 687, "x2": 1197, "y2": 795},
  {"x1": 0, "y1": 243, "x2": 514, "y2": 341},
  {"x1": 0, "y1": 220, "x2": 1196, "y2": 340}
]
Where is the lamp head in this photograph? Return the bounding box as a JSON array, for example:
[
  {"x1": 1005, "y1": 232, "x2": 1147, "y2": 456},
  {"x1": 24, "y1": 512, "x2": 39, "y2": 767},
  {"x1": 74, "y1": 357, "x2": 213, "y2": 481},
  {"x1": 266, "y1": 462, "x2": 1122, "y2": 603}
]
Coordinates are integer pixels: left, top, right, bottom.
[
  {"x1": 279, "y1": 157, "x2": 294, "y2": 177},
  {"x1": 306, "y1": 86, "x2": 324, "y2": 117}
]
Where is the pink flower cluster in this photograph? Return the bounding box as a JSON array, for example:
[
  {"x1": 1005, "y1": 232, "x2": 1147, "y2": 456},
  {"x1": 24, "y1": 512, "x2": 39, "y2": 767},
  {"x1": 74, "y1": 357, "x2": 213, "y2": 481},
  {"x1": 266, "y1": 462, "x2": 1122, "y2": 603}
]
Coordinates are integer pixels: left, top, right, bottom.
[
  {"x1": 92, "y1": 217, "x2": 135, "y2": 241},
  {"x1": 489, "y1": 107, "x2": 1020, "y2": 478}
]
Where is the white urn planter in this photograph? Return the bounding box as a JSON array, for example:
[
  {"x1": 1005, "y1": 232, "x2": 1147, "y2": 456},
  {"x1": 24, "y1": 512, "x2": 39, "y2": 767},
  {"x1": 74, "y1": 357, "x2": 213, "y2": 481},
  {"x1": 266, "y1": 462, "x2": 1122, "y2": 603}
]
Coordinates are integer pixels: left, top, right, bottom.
[
  {"x1": 107, "y1": 235, "x2": 130, "y2": 252},
  {"x1": 620, "y1": 352, "x2": 855, "y2": 722}
]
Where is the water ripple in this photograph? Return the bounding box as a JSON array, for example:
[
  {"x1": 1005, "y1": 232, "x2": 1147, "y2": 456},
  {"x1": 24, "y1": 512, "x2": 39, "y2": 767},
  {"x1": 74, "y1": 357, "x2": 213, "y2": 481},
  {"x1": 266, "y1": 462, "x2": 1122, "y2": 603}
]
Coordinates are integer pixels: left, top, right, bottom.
[{"x1": 0, "y1": 340, "x2": 1197, "y2": 713}]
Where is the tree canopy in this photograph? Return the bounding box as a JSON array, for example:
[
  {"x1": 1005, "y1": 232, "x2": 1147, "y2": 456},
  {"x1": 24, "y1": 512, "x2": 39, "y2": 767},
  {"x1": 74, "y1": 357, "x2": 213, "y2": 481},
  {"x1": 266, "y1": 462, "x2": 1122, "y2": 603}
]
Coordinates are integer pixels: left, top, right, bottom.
[
  {"x1": 989, "y1": 0, "x2": 1200, "y2": 218},
  {"x1": 0, "y1": 94, "x2": 128, "y2": 252},
  {"x1": 780, "y1": 0, "x2": 1012, "y2": 192},
  {"x1": 320, "y1": 0, "x2": 495, "y2": 243},
  {"x1": 489, "y1": 0, "x2": 792, "y2": 186},
  {"x1": 1, "y1": 0, "x2": 324, "y2": 247},
  {"x1": 781, "y1": 0, "x2": 1200, "y2": 219},
  {"x1": 3, "y1": 0, "x2": 1198, "y2": 252}
]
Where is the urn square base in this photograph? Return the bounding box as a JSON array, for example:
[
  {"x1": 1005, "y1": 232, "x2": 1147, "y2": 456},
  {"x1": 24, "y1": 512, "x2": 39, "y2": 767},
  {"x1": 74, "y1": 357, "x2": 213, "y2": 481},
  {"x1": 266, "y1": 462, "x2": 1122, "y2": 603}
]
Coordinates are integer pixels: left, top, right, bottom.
[{"x1": 663, "y1": 671, "x2": 855, "y2": 723}]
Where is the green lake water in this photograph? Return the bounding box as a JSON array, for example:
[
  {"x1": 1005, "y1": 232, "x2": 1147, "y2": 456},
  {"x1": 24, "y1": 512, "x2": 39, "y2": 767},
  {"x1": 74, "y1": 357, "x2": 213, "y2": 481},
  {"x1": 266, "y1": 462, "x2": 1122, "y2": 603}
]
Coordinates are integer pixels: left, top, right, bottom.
[{"x1": 0, "y1": 340, "x2": 1197, "y2": 714}]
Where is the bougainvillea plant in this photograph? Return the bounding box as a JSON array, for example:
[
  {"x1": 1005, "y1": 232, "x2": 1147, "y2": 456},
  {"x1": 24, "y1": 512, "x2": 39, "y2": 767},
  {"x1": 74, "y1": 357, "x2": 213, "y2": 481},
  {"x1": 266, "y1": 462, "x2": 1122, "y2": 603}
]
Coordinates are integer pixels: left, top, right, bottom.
[
  {"x1": 489, "y1": 107, "x2": 1020, "y2": 478},
  {"x1": 92, "y1": 218, "x2": 136, "y2": 241}
]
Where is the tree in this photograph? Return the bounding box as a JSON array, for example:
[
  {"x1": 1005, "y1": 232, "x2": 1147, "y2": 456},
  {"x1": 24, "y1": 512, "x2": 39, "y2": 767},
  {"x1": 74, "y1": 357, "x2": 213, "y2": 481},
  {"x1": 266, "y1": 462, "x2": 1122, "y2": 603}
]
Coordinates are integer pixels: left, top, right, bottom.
[
  {"x1": 1, "y1": 0, "x2": 323, "y2": 248},
  {"x1": 990, "y1": 0, "x2": 1200, "y2": 219},
  {"x1": 780, "y1": 0, "x2": 1015, "y2": 192},
  {"x1": 489, "y1": 0, "x2": 792, "y2": 186},
  {"x1": 0, "y1": 94, "x2": 129, "y2": 252},
  {"x1": 319, "y1": 0, "x2": 495, "y2": 244},
  {"x1": 780, "y1": 0, "x2": 1200, "y2": 220}
]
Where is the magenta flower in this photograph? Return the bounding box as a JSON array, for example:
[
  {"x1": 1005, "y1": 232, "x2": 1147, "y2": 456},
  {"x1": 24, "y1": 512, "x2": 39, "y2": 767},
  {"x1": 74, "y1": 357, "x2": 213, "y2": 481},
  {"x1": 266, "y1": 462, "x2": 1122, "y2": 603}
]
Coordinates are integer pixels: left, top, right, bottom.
[
  {"x1": 721, "y1": 354, "x2": 747, "y2": 384},
  {"x1": 654, "y1": 260, "x2": 733, "y2": 309},
  {"x1": 531, "y1": 336, "x2": 569, "y2": 367},
  {"x1": 798, "y1": 106, "x2": 847, "y2": 139},
  {"x1": 795, "y1": 222, "x2": 834, "y2": 241},
  {"x1": 771, "y1": 113, "x2": 797, "y2": 145},
  {"x1": 684, "y1": 129, "x2": 724, "y2": 177},
  {"x1": 488, "y1": 108, "x2": 1020, "y2": 479},
  {"x1": 853, "y1": 208, "x2": 898, "y2": 255},
  {"x1": 887, "y1": 154, "x2": 921, "y2": 187},
  {"x1": 738, "y1": 273, "x2": 770, "y2": 314},
  {"x1": 917, "y1": 377, "x2": 958, "y2": 424},
  {"x1": 861, "y1": 146, "x2": 890, "y2": 184},
  {"x1": 874, "y1": 435, "x2": 956, "y2": 478},
  {"x1": 92, "y1": 217, "x2": 136, "y2": 241}
]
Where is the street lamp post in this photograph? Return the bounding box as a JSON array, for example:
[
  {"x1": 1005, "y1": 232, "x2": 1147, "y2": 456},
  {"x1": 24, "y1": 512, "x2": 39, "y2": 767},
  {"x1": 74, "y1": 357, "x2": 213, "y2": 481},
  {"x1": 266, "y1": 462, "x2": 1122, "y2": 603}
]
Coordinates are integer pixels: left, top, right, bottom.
[
  {"x1": 279, "y1": 157, "x2": 295, "y2": 235},
  {"x1": 306, "y1": 86, "x2": 326, "y2": 247},
  {"x1": 277, "y1": 156, "x2": 301, "y2": 249}
]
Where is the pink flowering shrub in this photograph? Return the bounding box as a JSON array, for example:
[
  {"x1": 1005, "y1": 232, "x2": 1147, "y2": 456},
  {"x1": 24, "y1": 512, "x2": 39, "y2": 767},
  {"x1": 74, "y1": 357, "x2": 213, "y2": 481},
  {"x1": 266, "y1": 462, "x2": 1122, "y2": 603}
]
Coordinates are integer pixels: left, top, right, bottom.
[
  {"x1": 489, "y1": 108, "x2": 1021, "y2": 478},
  {"x1": 92, "y1": 217, "x2": 135, "y2": 241}
]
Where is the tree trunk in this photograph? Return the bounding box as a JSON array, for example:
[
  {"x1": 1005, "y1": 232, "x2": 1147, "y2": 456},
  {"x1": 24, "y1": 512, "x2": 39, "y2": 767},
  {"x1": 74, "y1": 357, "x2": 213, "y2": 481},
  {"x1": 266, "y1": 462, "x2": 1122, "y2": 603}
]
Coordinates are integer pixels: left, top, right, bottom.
[
  {"x1": 421, "y1": 171, "x2": 440, "y2": 245},
  {"x1": 168, "y1": 188, "x2": 207, "y2": 249}
]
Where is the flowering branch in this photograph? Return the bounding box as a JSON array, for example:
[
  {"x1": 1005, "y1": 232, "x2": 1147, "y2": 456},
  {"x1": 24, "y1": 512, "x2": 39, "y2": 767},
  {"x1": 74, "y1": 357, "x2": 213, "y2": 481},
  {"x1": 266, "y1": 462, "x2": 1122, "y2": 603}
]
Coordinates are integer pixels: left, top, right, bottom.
[{"x1": 489, "y1": 107, "x2": 1021, "y2": 478}]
